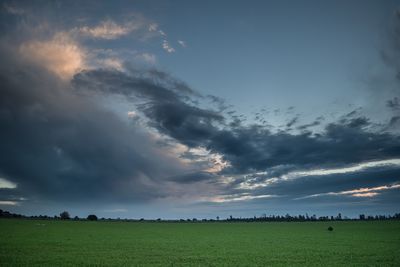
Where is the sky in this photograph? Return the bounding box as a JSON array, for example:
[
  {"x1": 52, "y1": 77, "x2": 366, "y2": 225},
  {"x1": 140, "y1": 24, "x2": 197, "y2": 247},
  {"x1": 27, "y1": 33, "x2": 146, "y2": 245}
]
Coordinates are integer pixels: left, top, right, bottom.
[{"x1": 0, "y1": 0, "x2": 400, "y2": 219}]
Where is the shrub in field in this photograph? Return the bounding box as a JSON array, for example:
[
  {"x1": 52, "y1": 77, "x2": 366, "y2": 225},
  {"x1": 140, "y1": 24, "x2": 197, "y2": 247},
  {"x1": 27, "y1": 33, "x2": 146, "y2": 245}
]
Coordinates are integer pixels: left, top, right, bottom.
[
  {"x1": 87, "y1": 214, "x2": 98, "y2": 221},
  {"x1": 328, "y1": 226, "x2": 333, "y2": 231}
]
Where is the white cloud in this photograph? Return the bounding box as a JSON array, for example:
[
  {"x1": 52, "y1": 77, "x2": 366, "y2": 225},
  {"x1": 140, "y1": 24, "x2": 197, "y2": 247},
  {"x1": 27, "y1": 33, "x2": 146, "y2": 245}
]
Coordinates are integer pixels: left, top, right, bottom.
[
  {"x1": 206, "y1": 153, "x2": 230, "y2": 173},
  {"x1": 0, "y1": 201, "x2": 18, "y2": 206},
  {"x1": 352, "y1": 192, "x2": 379, "y2": 197},
  {"x1": 19, "y1": 32, "x2": 86, "y2": 80},
  {"x1": 209, "y1": 194, "x2": 277, "y2": 203},
  {"x1": 178, "y1": 40, "x2": 186, "y2": 48},
  {"x1": 239, "y1": 177, "x2": 279, "y2": 190},
  {"x1": 238, "y1": 159, "x2": 400, "y2": 190},
  {"x1": 78, "y1": 19, "x2": 138, "y2": 40},
  {"x1": 148, "y1": 23, "x2": 166, "y2": 36},
  {"x1": 283, "y1": 159, "x2": 400, "y2": 180},
  {"x1": 99, "y1": 58, "x2": 124, "y2": 71},
  {"x1": 148, "y1": 22, "x2": 182, "y2": 53},
  {"x1": 148, "y1": 23, "x2": 158, "y2": 32},
  {"x1": 162, "y1": 40, "x2": 175, "y2": 53},
  {"x1": 134, "y1": 52, "x2": 156, "y2": 65},
  {"x1": 296, "y1": 183, "x2": 400, "y2": 199},
  {"x1": 180, "y1": 147, "x2": 230, "y2": 173},
  {"x1": 127, "y1": 111, "x2": 137, "y2": 118},
  {"x1": 0, "y1": 177, "x2": 17, "y2": 189}
]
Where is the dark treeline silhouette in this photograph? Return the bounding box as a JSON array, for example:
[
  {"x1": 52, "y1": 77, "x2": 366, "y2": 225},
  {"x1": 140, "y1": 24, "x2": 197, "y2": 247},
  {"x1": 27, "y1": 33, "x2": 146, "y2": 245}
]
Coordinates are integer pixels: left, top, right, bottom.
[
  {"x1": 1, "y1": 209, "x2": 400, "y2": 222},
  {"x1": 222, "y1": 213, "x2": 400, "y2": 222}
]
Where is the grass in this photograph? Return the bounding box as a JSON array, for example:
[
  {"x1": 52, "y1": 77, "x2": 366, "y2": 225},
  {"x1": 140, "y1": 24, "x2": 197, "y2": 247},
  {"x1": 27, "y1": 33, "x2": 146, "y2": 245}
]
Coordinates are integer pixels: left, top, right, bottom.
[{"x1": 0, "y1": 219, "x2": 399, "y2": 266}]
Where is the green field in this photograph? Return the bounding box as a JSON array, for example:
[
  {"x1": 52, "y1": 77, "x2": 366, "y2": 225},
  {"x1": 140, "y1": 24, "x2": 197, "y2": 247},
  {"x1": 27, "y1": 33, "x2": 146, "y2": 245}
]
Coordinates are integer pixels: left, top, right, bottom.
[{"x1": 0, "y1": 219, "x2": 399, "y2": 266}]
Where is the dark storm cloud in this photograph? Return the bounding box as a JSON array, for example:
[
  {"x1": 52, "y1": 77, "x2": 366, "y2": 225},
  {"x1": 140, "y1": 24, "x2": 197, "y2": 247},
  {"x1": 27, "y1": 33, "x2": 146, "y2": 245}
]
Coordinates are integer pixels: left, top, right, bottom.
[
  {"x1": 0, "y1": 188, "x2": 25, "y2": 203},
  {"x1": 73, "y1": 69, "x2": 225, "y2": 148},
  {"x1": 204, "y1": 164, "x2": 400, "y2": 215},
  {"x1": 215, "y1": 122, "x2": 400, "y2": 174},
  {"x1": 390, "y1": 116, "x2": 400, "y2": 127},
  {"x1": 72, "y1": 69, "x2": 193, "y2": 102},
  {"x1": 253, "y1": 166, "x2": 400, "y2": 199},
  {"x1": 286, "y1": 117, "x2": 298, "y2": 128},
  {"x1": 344, "y1": 108, "x2": 363, "y2": 118},
  {"x1": 143, "y1": 102, "x2": 223, "y2": 147},
  {"x1": 296, "y1": 120, "x2": 321, "y2": 131},
  {"x1": 1, "y1": 5, "x2": 400, "y2": 212},
  {"x1": 74, "y1": 68, "x2": 400, "y2": 177},
  {"x1": 168, "y1": 171, "x2": 217, "y2": 184},
  {"x1": 0, "y1": 47, "x2": 187, "y2": 204},
  {"x1": 346, "y1": 117, "x2": 370, "y2": 128},
  {"x1": 387, "y1": 97, "x2": 400, "y2": 110}
]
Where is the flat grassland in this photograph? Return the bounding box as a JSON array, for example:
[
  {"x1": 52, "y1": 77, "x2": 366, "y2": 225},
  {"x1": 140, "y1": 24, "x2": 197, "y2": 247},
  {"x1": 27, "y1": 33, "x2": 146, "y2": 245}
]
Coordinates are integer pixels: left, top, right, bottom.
[{"x1": 0, "y1": 219, "x2": 399, "y2": 266}]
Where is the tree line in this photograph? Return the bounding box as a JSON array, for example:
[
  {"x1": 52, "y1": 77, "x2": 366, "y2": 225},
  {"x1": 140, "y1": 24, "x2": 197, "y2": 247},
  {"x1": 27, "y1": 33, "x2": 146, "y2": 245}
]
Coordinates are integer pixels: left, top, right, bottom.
[{"x1": 1, "y1": 209, "x2": 400, "y2": 222}]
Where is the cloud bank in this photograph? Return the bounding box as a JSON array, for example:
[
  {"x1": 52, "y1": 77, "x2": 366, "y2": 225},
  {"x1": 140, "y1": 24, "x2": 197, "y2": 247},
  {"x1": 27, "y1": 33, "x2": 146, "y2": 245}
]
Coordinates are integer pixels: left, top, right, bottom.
[{"x1": 0, "y1": 1, "x2": 399, "y2": 217}]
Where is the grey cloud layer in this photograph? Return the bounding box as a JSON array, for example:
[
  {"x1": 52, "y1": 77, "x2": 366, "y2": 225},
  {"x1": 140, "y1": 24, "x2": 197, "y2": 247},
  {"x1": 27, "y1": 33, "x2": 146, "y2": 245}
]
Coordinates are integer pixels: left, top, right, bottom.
[
  {"x1": 74, "y1": 69, "x2": 400, "y2": 174},
  {"x1": 1, "y1": 44, "x2": 400, "y2": 209},
  {"x1": 1, "y1": 2, "x2": 400, "y2": 215},
  {"x1": 67, "y1": 46, "x2": 400, "y2": 213},
  {"x1": 0, "y1": 47, "x2": 190, "y2": 204}
]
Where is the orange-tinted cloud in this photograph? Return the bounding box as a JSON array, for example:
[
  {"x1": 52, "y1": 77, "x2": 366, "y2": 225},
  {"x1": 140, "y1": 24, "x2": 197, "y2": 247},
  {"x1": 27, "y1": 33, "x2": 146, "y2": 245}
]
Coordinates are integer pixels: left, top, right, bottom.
[{"x1": 19, "y1": 32, "x2": 85, "y2": 80}]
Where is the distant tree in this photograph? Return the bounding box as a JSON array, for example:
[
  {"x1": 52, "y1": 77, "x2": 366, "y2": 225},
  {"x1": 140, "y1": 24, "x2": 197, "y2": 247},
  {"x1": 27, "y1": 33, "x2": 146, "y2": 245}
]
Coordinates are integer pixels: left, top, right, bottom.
[
  {"x1": 327, "y1": 226, "x2": 333, "y2": 231},
  {"x1": 60, "y1": 211, "x2": 70, "y2": 220},
  {"x1": 73, "y1": 216, "x2": 79, "y2": 220},
  {"x1": 87, "y1": 214, "x2": 98, "y2": 221},
  {"x1": 216, "y1": 216, "x2": 220, "y2": 221}
]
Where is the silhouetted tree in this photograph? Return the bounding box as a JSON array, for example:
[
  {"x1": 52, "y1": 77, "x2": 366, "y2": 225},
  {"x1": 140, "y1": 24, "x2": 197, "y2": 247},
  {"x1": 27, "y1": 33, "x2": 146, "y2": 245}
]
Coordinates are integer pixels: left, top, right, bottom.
[
  {"x1": 87, "y1": 214, "x2": 98, "y2": 221},
  {"x1": 60, "y1": 211, "x2": 70, "y2": 220}
]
